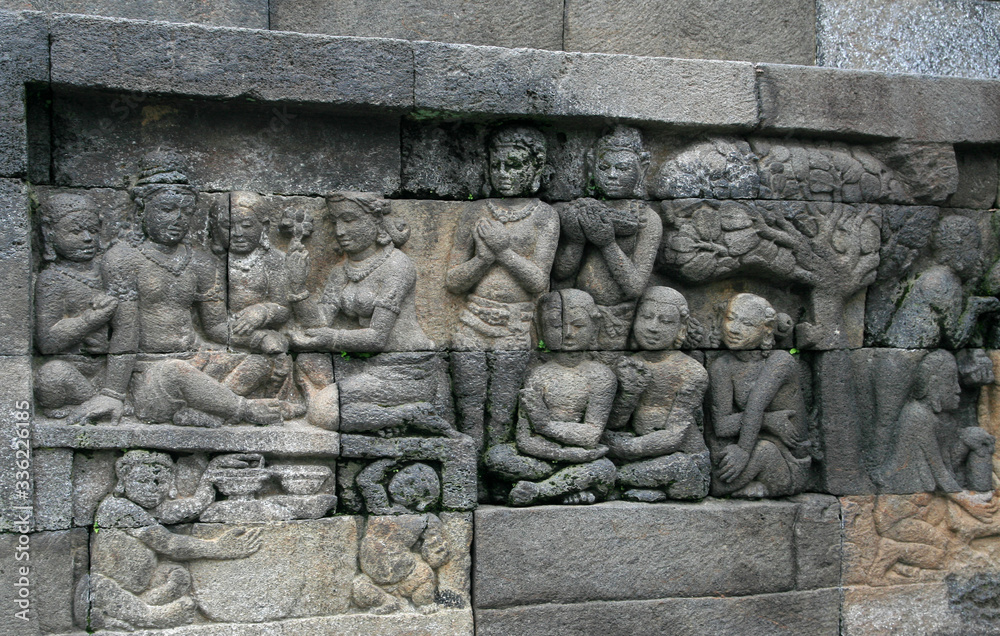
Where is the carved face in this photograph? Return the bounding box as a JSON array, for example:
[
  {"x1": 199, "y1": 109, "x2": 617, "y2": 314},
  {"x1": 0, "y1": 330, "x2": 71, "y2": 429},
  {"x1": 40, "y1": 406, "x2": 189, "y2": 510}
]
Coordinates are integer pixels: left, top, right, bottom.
[
  {"x1": 331, "y1": 206, "x2": 379, "y2": 255},
  {"x1": 421, "y1": 526, "x2": 450, "y2": 567},
  {"x1": 229, "y1": 206, "x2": 265, "y2": 255},
  {"x1": 927, "y1": 356, "x2": 962, "y2": 413},
  {"x1": 489, "y1": 146, "x2": 540, "y2": 197},
  {"x1": 388, "y1": 463, "x2": 440, "y2": 512},
  {"x1": 50, "y1": 209, "x2": 100, "y2": 262},
  {"x1": 143, "y1": 190, "x2": 194, "y2": 246},
  {"x1": 633, "y1": 300, "x2": 683, "y2": 351},
  {"x1": 123, "y1": 461, "x2": 174, "y2": 509},
  {"x1": 594, "y1": 149, "x2": 642, "y2": 198},
  {"x1": 722, "y1": 295, "x2": 772, "y2": 351},
  {"x1": 561, "y1": 304, "x2": 598, "y2": 351}
]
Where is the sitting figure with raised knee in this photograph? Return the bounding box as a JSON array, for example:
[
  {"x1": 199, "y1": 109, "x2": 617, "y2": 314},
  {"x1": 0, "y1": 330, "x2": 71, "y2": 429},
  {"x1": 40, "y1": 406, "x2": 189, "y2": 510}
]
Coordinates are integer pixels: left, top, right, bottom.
[
  {"x1": 485, "y1": 289, "x2": 617, "y2": 506},
  {"x1": 603, "y1": 287, "x2": 710, "y2": 501}
]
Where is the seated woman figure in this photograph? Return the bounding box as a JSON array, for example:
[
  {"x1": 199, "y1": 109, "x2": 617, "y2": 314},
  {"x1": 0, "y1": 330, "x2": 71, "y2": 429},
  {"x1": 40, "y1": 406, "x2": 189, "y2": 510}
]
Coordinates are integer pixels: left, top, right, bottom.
[
  {"x1": 485, "y1": 289, "x2": 617, "y2": 506},
  {"x1": 603, "y1": 287, "x2": 710, "y2": 502},
  {"x1": 707, "y1": 293, "x2": 811, "y2": 498},
  {"x1": 288, "y1": 192, "x2": 456, "y2": 436}
]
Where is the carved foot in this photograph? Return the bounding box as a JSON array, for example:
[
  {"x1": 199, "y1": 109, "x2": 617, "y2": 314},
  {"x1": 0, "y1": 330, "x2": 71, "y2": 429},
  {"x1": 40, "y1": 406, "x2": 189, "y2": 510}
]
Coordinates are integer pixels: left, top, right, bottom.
[
  {"x1": 562, "y1": 490, "x2": 597, "y2": 505},
  {"x1": 241, "y1": 399, "x2": 283, "y2": 426},
  {"x1": 173, "y1": 408, "x2": 224, "y2": 428},
  {"x1": 732, "y1": 481, "x2": 768, "y2": 499},
  {"x1": 509, "y1": 481, "x2": 541, "y2": 506},
  {"x1": 369, "y1": 598, "x2": 402, "y2": 615}
]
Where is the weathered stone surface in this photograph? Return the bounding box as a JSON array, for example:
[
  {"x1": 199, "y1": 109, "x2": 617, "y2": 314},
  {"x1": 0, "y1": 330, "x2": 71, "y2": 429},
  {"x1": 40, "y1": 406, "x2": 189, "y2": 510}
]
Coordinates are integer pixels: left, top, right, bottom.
[
  {"x1": 817, "y1": 0, "x2": 1000, "y2": 81},
  {"x1": 565, "y1": 0, "x2": 816, "y2": 65},
  {"x1": 758, "y1": 64, "x2": 1000, "y2": 144},
  {"x1": 948, "y1": 148, "x2": 998, "y2": 209},
  {"x1": 270, "y1": 0, "x2": 562, "y2": 50},
  {"x1": 869, "y1": 141, "x2": 958, "y2": 205},
  {"x1": 414, "y1": 43, "x2": 759, "y2": 128},
  {"x1": 33, "y1": 448, "x2": 73, "y2": 530},
  {"x1": 474, "y1": 500, "x2": 815, "y2": 608},
  {"x1": 790, "y1": 494, "x2": 842, "y2": 590},
  {"x1": 1, "y1": 0, "x2": 267, "y2": 28},
  {"x1": 0, "y1": 356, "x2": 31, "y2": 532},
  {"x1": 52, "y1": 90, "x2": 400, "y2": 194},
  {"x1": 842, "y1": 582, "x2": 991, "y2": 635},
  {"x1": 0, "y1": 179, "x2": 31, "y2": 354},
  {"x1": 476, "y1": 589, "x2": 841, "y2": 636},
  {"x1": 97, "y1": 611, "x2": 474, "y2": 635},
  {"x1": 0, "y1": 527, "x2": 87, "y2": 635},
  {"x1": 49, "y1": 14, "x2": 413, "y2": 109},
  {"x1": 0, "y1": 10, "x2": 48, "y2": 178}
]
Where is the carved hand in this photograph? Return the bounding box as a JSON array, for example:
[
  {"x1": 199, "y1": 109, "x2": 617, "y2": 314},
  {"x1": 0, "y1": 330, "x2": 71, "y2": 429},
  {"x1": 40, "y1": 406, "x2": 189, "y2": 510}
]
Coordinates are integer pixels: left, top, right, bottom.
[
  {"x1": 559, "y1": 203, "x2": 587, "y2": 243},
  {"x1": 85, "y1": 294, "x2": 118, "y2": 325},
  {"x1": 764, "y1": 410, "x2": 802, "y2": 448},
  {"x1": 68, "y1": 394, "x2": 123, "y2": 426},
  {"x1": 959, "y1": 427, "x2": 996, "y2": 453},
  {"x1": 477, "y1": 218, "x2": 512, "y2": 253},
  {"x1": 259, "y1": 332, "x2": 289, "y2": 354},
  {"x1": 972, "y1": 296, "x2": 1000, "y2": 315},
  {"x1": 719, "y1": 444, "x2": 750, "y2": 483},
  {"x1": 560, "y1": 444, "x2": 608, "y2": 462},
  {"x1": 231, "y1": 305, "x2": 269, "y2": 335},
  {"x1": 615, "y1": 357, "x2": 650, "y2": 395},
  {"x1": 472, "y1": 224, "x2": 496, "y2": 262},
  {"x1": 949, "y1": 490, "x2": 1000, "y2": 523},
  {"x1": 580, "y1": 207, "x2": 616, "y2": 247},
  {"x1": 214, "y1": 527, "x2": 263, "y2": 559}
]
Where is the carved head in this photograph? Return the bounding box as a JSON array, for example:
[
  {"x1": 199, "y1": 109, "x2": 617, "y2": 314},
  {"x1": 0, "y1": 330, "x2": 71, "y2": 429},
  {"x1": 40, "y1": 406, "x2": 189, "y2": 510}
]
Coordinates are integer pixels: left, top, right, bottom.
[
  {"x1": 722, "y1": 293, "x2": 777, "y2": 351},
  {"x1": 39, "y1": 193, "x2": 99, "y2": 262},
  {"x1": 914, "y1": 350, "x2": 961, "y2": 413},
  {"x1": 326, "y1": 192, "x2": 409, "y2": 255},
  {"x1": 225, "y1": 192, "x2": 270, "y2": 255},
  {"x1": 588, "y1": 125, "x2": 650, "y2": 199},
  {"x1": 540, "y1": 289, "x2": 600, "y2": 351},
  {"x1": 114, "y1": 450, "x2": 176, "y2": 509},
  {"x1": 421, "y1": 515, "x2": 451, "y2": 568},
  {"x1": 129, "y1": 151, "x2": 196, "y2": 247},
  {"x1": 488, "y1": 125, "x2": 547, "y2": 197},
  {"x1": 387, "y1": 462, "x2": 440, "y2": 513},
  {"x1": 934, "y1": 215, "x2": 980, "y2": 280},
  {"x1": 632, "y1": 286, "x2": 689, "y2": 351}
]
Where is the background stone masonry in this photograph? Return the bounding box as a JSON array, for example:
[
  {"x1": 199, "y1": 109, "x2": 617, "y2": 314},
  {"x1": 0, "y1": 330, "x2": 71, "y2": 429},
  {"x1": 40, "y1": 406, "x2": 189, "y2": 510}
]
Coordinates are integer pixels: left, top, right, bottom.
[{"x1": 2, "y1": 8, "x2": 1000, "y2": 636}]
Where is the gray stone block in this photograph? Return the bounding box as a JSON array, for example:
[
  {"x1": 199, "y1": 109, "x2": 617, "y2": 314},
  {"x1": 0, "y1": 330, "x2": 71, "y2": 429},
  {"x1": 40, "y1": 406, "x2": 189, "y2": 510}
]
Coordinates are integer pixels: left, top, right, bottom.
[
  {"x1": 842, "y1": 582, "x2": 985, "y2": 636},
  {"x1": 473, "y1": 500, "x2": 801, "y2": 608},
  {"x1": 788, "y1": 494, "x2": 842, "y2": 590},
  {"x1": 0, "y1": 179, "x2": 31, "y2": 354},
  {"x1": 817, "y1": 0, "x2": 1000, "y2": 81},
  {"x1": 0, "y1": 0, "x2": 267, "y2": 28},
  {"x1": 758, "y1": 64, "x2": 1000, "y2": 144},
  {"x1": 565, "y1": 0, "x2": 816, "y2": 65},
  {"x1": 49, "y1": 14, "x2": 413, "y2": 109},
  {"x1": 0, "y1": 356, "x2": 31, "y2": 533},
  {"x1": 270, "y1": 0, "x2": 563, "y2": 50},
  {"x1": 32, "y1": 448, "x2": 73, "y2": 531},
  {"x1": 0, "y1": 10, "x2": 48, "y2": 178},
  {"x1": 947, "y1": 148, "x2": 998, "y2": 209},
  {"x1": 475, "y1": 588, "x2": 841, "y2": 636},
  {"x1": 51, "y1": 90, "x2": 401, "y2": 194},
  {"x1": 414, "y1": 43, "x2": 759, "y2": 128}
]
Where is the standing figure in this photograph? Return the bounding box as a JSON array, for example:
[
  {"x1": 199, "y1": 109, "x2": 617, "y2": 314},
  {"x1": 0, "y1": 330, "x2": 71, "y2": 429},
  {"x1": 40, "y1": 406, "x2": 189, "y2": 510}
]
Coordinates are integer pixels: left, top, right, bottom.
[
  {"x1": 288, "y1": 192, "x2": 456, "y2": 437},
  {"x1": 72, "y1": 152, "x2": 281, "y2": 427},
  {"x1": 604, "y1": 287, "x2": 711, "y2": 501},
  {"x1": 552, "y1": 125, "x2": 662, "y2": 349},
  {"x1": 707, "y1": 293, "x2": 811, "y2": 498},
  {"x1": 33, "y1": 192, "x2": 117, "y2": 416},
  {"x1": 86, "y1": 451, "x2": 262, "y2": 631},
  {"x1": 484, "y1": 289, "x2": 617, "y2": 506},
  {"x1": 446, "y1": 125, "x2": 561, "y2": 454}
]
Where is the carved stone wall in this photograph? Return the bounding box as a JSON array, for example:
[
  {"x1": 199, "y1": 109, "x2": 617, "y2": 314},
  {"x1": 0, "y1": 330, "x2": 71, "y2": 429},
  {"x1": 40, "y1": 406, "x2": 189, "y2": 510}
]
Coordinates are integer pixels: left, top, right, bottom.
[{"x1": 2, "y1": 10, "x2": 1000, "y2": 636}]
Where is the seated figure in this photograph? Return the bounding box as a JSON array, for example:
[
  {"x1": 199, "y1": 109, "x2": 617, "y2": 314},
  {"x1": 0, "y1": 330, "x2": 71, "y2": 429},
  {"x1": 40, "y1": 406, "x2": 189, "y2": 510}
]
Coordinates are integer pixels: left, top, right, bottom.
[
  {"x1": 86, "y1": 451, "x2": 262, "y2": 631},
  {"x1": 604, "y1": 287, "x2": 710, "y2": 501},
  {"x1": 485, "y1": 289, "x2": 617, "y2": 506},
  {"x1": 707, "y1": 293, "x2": 811, "y2": 498}
]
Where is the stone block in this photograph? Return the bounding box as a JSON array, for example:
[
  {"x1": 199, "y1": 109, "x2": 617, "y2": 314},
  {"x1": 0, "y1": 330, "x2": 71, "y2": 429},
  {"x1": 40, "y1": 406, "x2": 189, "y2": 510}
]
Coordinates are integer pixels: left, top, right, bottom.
[
  {"x1": 842, "y1": 582, "x2": 992, "y2": 636},
  {"x1": 757, "y1": 64, "x2": 1000, "y2": 144},
  {"x1": 414, "y1": 42, "x2": 759, "y2": 128},
  {"x1": 565, "y1": 0, "x2": 816, "y2": 65},
  {"x1": 947, "y1": 147, "x2": 998, "y2": 209},
  {"x1": 473, "y1": 500, "x2": 801, "y2": 608},
  {"x1": 0, "y1": 356, "x2": 32, "y2": 532},
  {"x1": 817, "y1": 0, "x2": 1000, "y2": 81},
  {"x1": 270, "y1": 0, "x2": 563, "y2": 50},
  {"x1": 32, "y1": 448, "x2": 73, "y2": 531},
  {"x1": 789, "y1": 494, "x2": 842, "y2": 590},
  {"x1": 51, "y1": 89, "x2": 401, "y2": 194},
  {"x1": 49, "y1": 14, "x2": 413, "y2": 109},
  {"x1": 0, "y1": 0, "x2": 267, "y2": 28},
  {"x1": 0, "y1": 10, "x2": 48, "y2": 178},
  {"x1": 0, "y1": 179, "x2": 31, "y2": 355},
  {"x1": 475, "y1": 589, "x2": 841, "y2": 636},
  {"x1": 0, "y1": 527, "x2": 88, "y2": 635}
]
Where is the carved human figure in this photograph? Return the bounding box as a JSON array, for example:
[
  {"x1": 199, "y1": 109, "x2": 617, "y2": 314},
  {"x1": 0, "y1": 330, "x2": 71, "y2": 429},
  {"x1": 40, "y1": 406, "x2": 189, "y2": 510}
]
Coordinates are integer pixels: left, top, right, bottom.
[
  {"x1": 33, "y1": 193, "x2": 116, "y2": 416},
  {"x1": 883, "y1": 215, "x2": 1000, "y2": 349},
  {"x1": 446, "y1": 125, "x2": 561, "y2": 452},
  {"x1": 288, "y1": 192, "x2": 455, "y2": 436},
  {"x1": 603, "y1": 287, "x2": 710, "y2": 501},
  {"x1": 552, "y1": 125, "x2": 663, "y2": 349},
  {"x1": 87, "y1": 451, "x2": 263, "y2": 631},
  {"x1": 356, "y1": 459, "x2": 442, "y2": 515},
  {"x1": 707, "y1": 293, "x2": 811, "y2": 498},
  {"x1": 352, "y1": 514, "x2": 452, "y2": 614},
  {"x1": 210, "y1": 192, "x2": 303, "y2": 419},
  {"x1": 879, "y1": 350, "x2": 995, "y2": 493},
  {"x1": 484, "y1": 289, "x2": 617, "y2": 506},
  {"x1": 71, "y1": 153, "x2": 281, "y2": 427}
]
